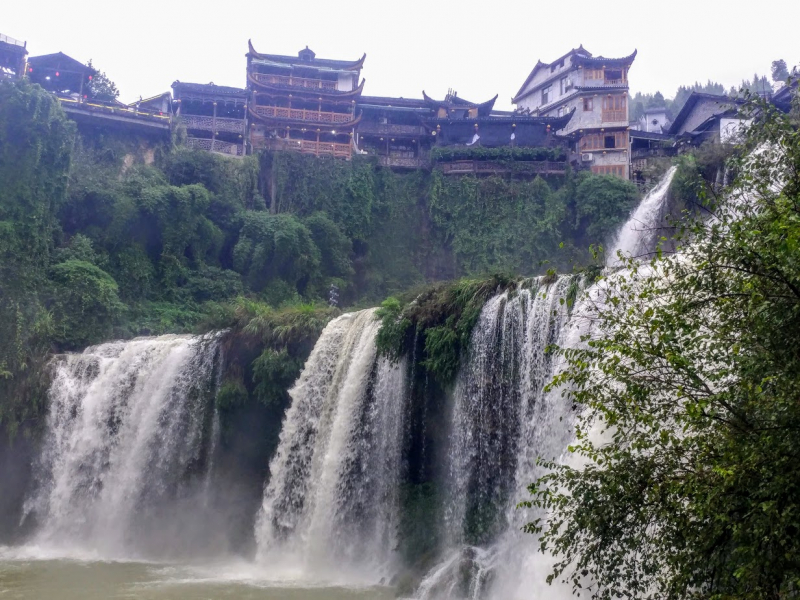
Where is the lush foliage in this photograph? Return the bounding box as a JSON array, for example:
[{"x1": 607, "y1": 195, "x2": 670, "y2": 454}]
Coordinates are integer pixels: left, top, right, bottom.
[
  {"x1": 525, "y1": 97, "x2": 800, "y2": 599},
  {"x1": 430, "y1": 146, "x2": 566, "y2": 162},
  {"x1": 376, "y1": 274, "x2": 519, "y2": 384}
]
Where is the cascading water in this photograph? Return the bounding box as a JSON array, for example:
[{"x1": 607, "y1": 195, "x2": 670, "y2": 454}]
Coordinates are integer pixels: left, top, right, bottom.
[
  {"x1": 417, "y1": 166, "x2": 679, "y2": 600},
  {"x1": 24, "y1": 333, "x2": 223, "y2": 559},
  {"x1": 417, "y1": 277, "x2": 577, "y2": 600},
  {"x1": 255, "y1": 308, "x2": 407, "y2": 583},
  {"x1": 606, "y1": 165, "x2": 677, "y2": 266}
]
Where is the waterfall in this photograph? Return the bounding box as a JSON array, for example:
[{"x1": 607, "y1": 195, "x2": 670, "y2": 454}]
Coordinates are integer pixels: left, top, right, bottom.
[
  {"x1": 607, "y1": 165, "x2": 678, "y2": 266},
  {"x1": 418, "y1": 166, "x2": 679, "y2": 599},
  {"x1": 255, "y1": 308, "x2": 407, "y2": 583},
  {"x1": 24, "y1": 333, "x2": 223, "y2": 559},
  {"x1": 418, "y1": 277, "x2": 576, "y2": 599}
]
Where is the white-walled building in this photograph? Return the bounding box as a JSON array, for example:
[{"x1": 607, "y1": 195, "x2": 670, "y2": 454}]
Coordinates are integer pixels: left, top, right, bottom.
[
  {"x1": 637, "y1": 106, "x2": 669, "y2": 133},
  {"x1": 512, "y1": 45, "x2": 637, "y2": 178}
]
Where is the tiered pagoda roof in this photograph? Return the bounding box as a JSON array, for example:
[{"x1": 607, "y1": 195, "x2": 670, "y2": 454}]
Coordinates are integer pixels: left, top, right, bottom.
[
  {"x1": 422, "y1": 90, "x2": 498, "y2": 118},
  {"x1": 247, "y1": 41, "x2": 365, "y2": 72}
]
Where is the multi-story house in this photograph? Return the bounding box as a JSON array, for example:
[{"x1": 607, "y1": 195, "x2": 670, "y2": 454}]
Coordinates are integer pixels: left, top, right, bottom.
[
  {"x1": 512, "y1": 45, "x2": 637, "y2": 178},
  {"x1": 246, "y1": 42, "x2": 365, "y2": 159}
]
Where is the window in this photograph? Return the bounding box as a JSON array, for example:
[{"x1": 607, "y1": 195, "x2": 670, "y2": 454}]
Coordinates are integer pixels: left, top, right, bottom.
[
  {"x1": 583, "y1": 97, "x2": 594, "y2": 111},
  {"x1": 604, "y1": 135, "x2": 616, "y2": 149},
  {"x1": 541, "y1": 85, "x2": 551, "y2": 105},
  {"x1": 558, "y1": 106, "x2": 565, "y2": 117},
  {"x1": 560, "y1": 76, "x2": 572, "y2": 95}
]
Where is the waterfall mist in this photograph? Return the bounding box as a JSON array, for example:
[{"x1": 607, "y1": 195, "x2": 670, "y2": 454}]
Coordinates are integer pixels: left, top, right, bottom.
[{"x1": 23, "y1": 333, "x2": 226, "y2": 560}]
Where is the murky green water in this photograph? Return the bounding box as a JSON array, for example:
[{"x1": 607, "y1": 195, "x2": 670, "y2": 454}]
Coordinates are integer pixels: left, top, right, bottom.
[{"x1": 0, "y1": 550, "x2": 395, "y2": 600}]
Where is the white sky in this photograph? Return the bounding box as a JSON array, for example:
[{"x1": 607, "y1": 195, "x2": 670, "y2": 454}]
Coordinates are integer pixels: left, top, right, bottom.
[{"x1": 4, "y1": 0, "x2": 799, "y2": 108}]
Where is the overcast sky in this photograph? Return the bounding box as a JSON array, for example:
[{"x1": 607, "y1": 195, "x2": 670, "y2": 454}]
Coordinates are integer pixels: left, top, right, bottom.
[{"x1": 4, "y1": 0, "x2": 798, "y2": 108}]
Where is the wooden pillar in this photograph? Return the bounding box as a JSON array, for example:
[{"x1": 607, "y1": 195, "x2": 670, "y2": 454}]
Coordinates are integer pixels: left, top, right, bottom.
[{"x1": 211, "y1": 101, "x2": 217, "y2": 152}]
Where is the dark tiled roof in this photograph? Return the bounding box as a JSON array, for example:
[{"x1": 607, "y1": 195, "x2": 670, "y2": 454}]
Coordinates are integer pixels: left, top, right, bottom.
[
  {"x1": 28, "y1": 52, "x2": 94, "y2": 74},
  {"x1": 668, "y1": 92, "x2": 741, "y2": 135},
  {"x1": 248, "y1": 40, "x2": 365, "y2": 71},
  {"x1": 513, "y1": 45, "x2": 592, "y2": 102},
  {"x1": 358, "y1": 95, "x2": 428, "y2": 108},
  {"x1": 571, "y1": 50, "x2": 637, "y2": 69},
  {"x1": 629, "y1": 129, "x2": 675, "y2": 141},
  {"x1": 172, "y1": 81, "x2": 247, "y2": 97}
]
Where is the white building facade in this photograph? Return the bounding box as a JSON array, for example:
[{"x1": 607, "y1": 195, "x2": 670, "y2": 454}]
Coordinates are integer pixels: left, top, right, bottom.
[{"x1": 512, "y1": 46, "x2": 636, "y2": 178}]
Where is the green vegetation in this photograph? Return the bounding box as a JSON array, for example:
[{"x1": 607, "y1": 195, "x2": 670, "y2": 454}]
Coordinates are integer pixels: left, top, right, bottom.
[
  {"x1": 525, "y1": 98, "x2": 800, "y2": 599},
  {"x1": 376, "y1": 274, "x2": 519, "y2": 385},
  {"x1": 0, "y1": 78, "x2": 639, "y2": 440}
]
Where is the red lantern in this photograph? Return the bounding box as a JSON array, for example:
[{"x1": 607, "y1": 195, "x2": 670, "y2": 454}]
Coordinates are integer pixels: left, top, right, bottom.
[
  {"x1": 88, "y1": 75, "x2": 93, "y2": 81},
  {"x1": 55, "y1": 71, "x2": 60, "y2": 77}
]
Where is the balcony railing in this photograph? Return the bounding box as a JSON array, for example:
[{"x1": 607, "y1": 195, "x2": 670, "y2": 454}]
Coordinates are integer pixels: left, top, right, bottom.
[
  {"x1": 602, "y1": 109, "x2": 627, "y2": 123},
  {"x1": 253, "y1": 105, "x2": 354, "y2": 125},
  {"x1": 181, "y1": 114, "x2": 245, "y2": 134},
  {"x1": 358, "y1": 123, "x2": 425, "y2": 136},
  {"x1": 631, "y1": 147, "x2": 677, "y2": 160},
  {"x1": 439, "y1": 160, "x2": 566, "y2": 176},
  {"x1": 186, "y1": 137, "x2": 244, "y2": 156},
  {"x1": 262, "y1": 138, "x2": 351, "y2": 159},
  {"x1": 250, "y1": 72, "x2": 338, "y2": 91},
  {"x1": 604, "y1": 78, "x2": 626, "y2": 85}
]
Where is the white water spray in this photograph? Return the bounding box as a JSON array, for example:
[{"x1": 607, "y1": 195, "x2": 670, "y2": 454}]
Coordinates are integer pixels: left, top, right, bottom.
[
  {"x1": 25, "y1": 333, "x2": 223, "y2": 559},
  {"x1": 255, "y1": 309, "x2": 407, "y2": 583},
  {"x1": 607, "y1": 166, "x2": 677, "y2": 266}
]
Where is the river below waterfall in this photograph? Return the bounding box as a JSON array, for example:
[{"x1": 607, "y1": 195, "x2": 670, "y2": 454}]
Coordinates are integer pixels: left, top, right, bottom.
[{"x1": 0, "y1": 550, "x2": 393, "y2": 600}]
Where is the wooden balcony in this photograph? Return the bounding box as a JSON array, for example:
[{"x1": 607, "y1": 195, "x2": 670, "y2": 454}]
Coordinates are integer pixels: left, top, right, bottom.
[
  {"x1": 181, "y1": 114, "x2": 245, "y2": 135},
  {"x1": 262, "y1": 137, "x2": 351, "y2": 159},
  {"x1": 438, "y1": 160, "x2": 566, "y2": 176},
  {"x1": 250, "y1": 72, "x2": 337, "y2": 91},
  {"x1": 252, "y1": 105, "x2": 355, "y2": 125},
  {"x1": 186, "y1": 137, "x2": 244, "y2": 157},
  {"x1": 358, "y1": 122, "x2": 426, "y2": 136},
  {"x1": 602, "y1": 109, "x2": 627, "y2": 123}
]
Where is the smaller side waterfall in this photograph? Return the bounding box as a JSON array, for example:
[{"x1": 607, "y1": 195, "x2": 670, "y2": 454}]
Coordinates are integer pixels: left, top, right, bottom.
[
  {"x1": 25, "y1": 333, "x2": 223, "y2": 559},
  {"x1": 419, "y1": 277, "x2": 575, "y2": 599},
  {"x1": 607, "y1": 166, "x2": 678, "y2": 266},
  {"x1": 255, "y1": 308, "x2": 407, "y2": 583}
]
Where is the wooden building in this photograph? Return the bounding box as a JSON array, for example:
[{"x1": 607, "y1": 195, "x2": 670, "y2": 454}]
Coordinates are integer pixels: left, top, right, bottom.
[
  {"x1": 513, "y1": 46, "x2": 637, "y2": 178},
  {"x1": 247, "y1": 42, "x2": 364, "y2": 159},
  {"x1": 172, "y1": 82, "x2": 247, "y2": 156},
  {"x1": 0, "y1": 33, "x2": 27, "y2": 80},
  {"x1": 27, "y1": 52, "x2": 94, "y2": 99},
  {"x1": 355, "y1": 95, "x2": 431, "y2": 168}
]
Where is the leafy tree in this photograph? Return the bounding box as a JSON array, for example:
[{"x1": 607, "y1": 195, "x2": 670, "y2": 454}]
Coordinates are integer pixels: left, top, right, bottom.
[
  {"x1": 772, "y1": 59, "x2": 789, "y2": 83},
  {"x1": 525, "y1": 97, "x2": 800, "y2": 599},
  {"x1": 49, "y1": 259, "x2": 124, "y2": 348},
  {"x1": 571, "y1": 172, "x2": 639, "y2": 244},
  {"x1": 86, "y1": 60, "x2": 119, "y2": 102},
  {"x1": 232, "y1": 212, "x2": 321, "y2": 299}
]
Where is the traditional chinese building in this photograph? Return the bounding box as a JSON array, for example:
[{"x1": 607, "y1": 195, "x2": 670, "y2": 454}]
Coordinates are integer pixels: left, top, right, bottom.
[
  {"x1": 247, "y1": 42, "x2": 364, "y2": 159},
  {"x1": 0, "y1": 33, "x2": 27, "y2": 80},
  {"x1": 27, "y1": 52, "x2": 94, "y2": 99},
  {"x1": 513, "y1": 45, "x2": 637, "y2": 178},
  {"x1": 172, "y1": 82, "x2": 247, "y2": 156},
  {"x1": 355, "y1": 95, "x2": 431, "y2": 168}
]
